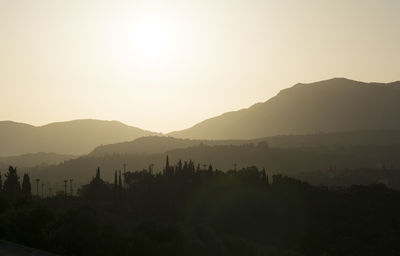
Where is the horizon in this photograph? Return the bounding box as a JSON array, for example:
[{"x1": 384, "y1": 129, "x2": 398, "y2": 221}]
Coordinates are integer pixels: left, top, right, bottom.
[
  {"x1": 1, "y1": 0, "x2": 400, "y2": 133},
  {"x1": 1, "y1": 76, "x2": 399, "y2": 134}
]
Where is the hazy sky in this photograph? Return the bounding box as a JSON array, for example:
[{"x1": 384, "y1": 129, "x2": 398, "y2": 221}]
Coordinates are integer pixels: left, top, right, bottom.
[{"x1": 1, "y1": 0, "x2": 399, "y2": 133}]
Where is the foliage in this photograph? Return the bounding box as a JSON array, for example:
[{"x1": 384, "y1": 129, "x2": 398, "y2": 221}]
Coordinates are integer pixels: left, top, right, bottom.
[
  {"x1": 3, "y1": 166, "x2": 21, "y2": 199},
  {"x1": 1, "y1": 160, "x2": 400, "y2": 255}
]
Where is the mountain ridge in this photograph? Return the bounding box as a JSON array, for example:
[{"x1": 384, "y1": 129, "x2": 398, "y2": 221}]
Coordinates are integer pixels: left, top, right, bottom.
[
  {"x1": 168, "y1": 78, "x2": 400, "y2": 139},
  {"x1": 90, "y1": 129, "x2": 400, "y2": 156},
  {"x1": 0, "y1": 119, "x2": 159, "y2": 156},
  {"x1": 3, "y1": 78, "x2": 400, "y2": 155}
]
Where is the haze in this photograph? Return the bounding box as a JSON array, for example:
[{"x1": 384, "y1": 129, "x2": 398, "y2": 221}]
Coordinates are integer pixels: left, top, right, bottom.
[{"x1": 1, "y1": 0, "x2": 399, "y2": 133}]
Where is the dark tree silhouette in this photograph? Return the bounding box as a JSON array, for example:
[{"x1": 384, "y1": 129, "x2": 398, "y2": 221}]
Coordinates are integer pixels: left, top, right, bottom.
[
  {"x1": 118, "y1": 170, "x2": 122, "y2": 188},
  {"x1": 260, "y1": 168, "x2": 268, "y2": 184},
  {"x1": 177, "y1": 160, "x2": 182, "y2": 172},
  {"x1": 3, "y1": 166, "x2": 21, "y2": 199},
  {"x1": 96, "y1": 167, "x2": 100, "y2": 179},
  {"x1": 80, "y1": 167, "x2": 110, "y2": 201},
  {"x1": 2, "y1": 158, "x2": 400, "y2": 256},
  {"x1": 114, "y1": 170, "x2": 118, "y2": 190},
  {"x1": 0, "y1": 172, "x2": 2, "y2": 191},
  {"x1": 164, "y1": 155, "x2": 174, "y2": 176},
  {"x1": 22, "y1": 173, "x2": 32, "y2": 197}
]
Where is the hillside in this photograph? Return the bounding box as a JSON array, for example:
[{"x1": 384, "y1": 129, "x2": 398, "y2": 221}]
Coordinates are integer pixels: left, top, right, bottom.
[
  {"x1": 0, "y1": 119, "x2": 158, "y2": 156},
  {"x1": 0, "y1": 152, "x2": 76, "y2": 168},
  {"x1": 169, "y1": 78, "x2": 400, "y2": 139},
  {"x1": 90, "y1": 129, "x2": 400, "y2": 156},
  {"x1": 90, "y1": 136, "x2": 247, "y2": 156},
  {"x1": 29, "y1": 143, "x2": 400, "y2": 188}
]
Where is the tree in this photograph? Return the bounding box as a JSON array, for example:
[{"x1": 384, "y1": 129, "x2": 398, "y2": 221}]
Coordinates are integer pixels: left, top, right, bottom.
[
  {"x1": 118, "y1": 171, "x2": 122, "y2": 188},
  {"x1": 3, "y1": 166, "x2": 21, "y2": 198},
  {"x1": 80, "y1": 167, "x2": 110, "y2": 201},
  {"x1": 114, "y1": 170, "x2": 118, "y2": 190},
  {"x1": 177, "y1": 160, "x2": 183, "y2": 172},
  {"x1": 96, "y1": 167, "x2": 101, "y2": 179},
  {"x1": 0, "y1": 172, "x2": 2, "y2": 191},
  {"x1": 165, "y1": 155, "x2": 170, "y2": 170},
  {"x1": 260, "y1": 168, "x2": 266, "y2": 182},
  {"x1": 22, "y1": 173, "x2": 32, "y2": 196},
  {"x1": 164, "y1": 155, "x2": 173, "y2": 176},
  {"x1": 188, "y1": 160, "x2": 195, "y2": 172}
]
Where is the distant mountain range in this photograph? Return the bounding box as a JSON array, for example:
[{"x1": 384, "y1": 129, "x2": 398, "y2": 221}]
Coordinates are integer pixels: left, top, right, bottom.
[
  {"x1": 169, "y1": 78, "x2": 400, "y2": 139},
  {"x1": 2, "y1": 78, "x2": 400, "y2": 157},
  {"x1": 0, "y1": 119, "x2": 158, "y2": 156}
]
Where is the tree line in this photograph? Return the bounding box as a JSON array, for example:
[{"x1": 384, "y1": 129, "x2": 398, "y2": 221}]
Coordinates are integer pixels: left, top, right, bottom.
[
  {"x1": 1, "y1": 156, "x2": 400, "y2": 256},
  {"x1": 0, "y1": 166, "x2": 32, "y2": 199}
]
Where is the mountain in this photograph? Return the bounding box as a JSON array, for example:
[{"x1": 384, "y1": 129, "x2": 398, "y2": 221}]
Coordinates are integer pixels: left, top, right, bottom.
[
  {"x1": 169, "y1": 78, "x2": 400, "y2": 139},
  {"x1": 90, "y1": 129, "x2": 400, "y2": 156},
  {"x1": 0, "y1": 119, "x2": 158, "y2": 156}
]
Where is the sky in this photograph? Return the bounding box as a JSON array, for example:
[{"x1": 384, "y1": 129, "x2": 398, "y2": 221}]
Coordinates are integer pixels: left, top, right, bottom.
[{"x1": 1, "y1": 0, "x2": 399, "y2": 133}]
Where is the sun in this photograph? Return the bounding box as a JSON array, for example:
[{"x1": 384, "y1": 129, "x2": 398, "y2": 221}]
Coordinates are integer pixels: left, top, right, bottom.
[
  {"x1": 106, "y1": 13, "x2": 188, "y2": 70},
  {"x1": 132, "y1": 18, "x2": 173, "y2": 59}
]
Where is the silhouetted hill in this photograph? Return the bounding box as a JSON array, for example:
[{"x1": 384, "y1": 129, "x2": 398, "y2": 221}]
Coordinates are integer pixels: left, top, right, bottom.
[
  {"x1": 0, "y1": 119, "x2": 158, "y2": 156},
  {"x1": 29, "y1": 143, "x2": 400, "y2": 188},
  {"x1": 169, "y1": 78, "x2": 400, "y2": 139},
  {"x1": 90, "y1": 136, "x2": 247, "y2": 156},
  {"x1": 90, "y1": 129, "x2": 400, "y2": 156},
  {"x1": 0, "y1": 152, "x2": 76, "y2": 168}
]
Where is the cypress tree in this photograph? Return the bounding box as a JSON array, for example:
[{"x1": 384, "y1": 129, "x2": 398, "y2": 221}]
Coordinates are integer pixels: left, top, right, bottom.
[
  {"x1": 177, "y1": 160, "x2": 182, "y2": 172},
  {"x1": 4, "y1": 166, "x2": 21, "y2": 198},
  {"x1": 21, "y1": 173, "x2": 32, "y2": 196},
  {"x1": 96, "y1": 167, "x2": 101, "y2": 180},
  {"x1": 114, "y1": 171, "x2": 118, "y2": 189},
  {"x1": 166, "y1": 155, "x2": 170, "y2": 170},
  {"x1": 118, "y1": 171, "x2": 122, "y2": 188},
  {"x1": 261, "y1": 168, "x2": 267, "y2": 183}
]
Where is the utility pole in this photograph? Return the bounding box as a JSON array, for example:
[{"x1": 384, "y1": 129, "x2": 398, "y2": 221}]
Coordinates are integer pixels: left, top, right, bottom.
[
  {"x1": 69, "y1": 179, "x2": 73, "y2": 196},
  {"x1": 149, "y1": 163, "x2": 154, "y2": 174},
  {"x1": 35, "y1": 179, "x2": 40, "y2": 197},
  {"x1": 63, "y1": 180, "x2": 68, "y2": 196}
]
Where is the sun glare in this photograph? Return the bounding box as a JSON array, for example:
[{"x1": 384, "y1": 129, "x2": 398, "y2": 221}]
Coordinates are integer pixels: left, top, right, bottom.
[
  {"x1": 132, "y1": 18, "x2": 173, "y2": 59},
  {"x1": 106, "y1": 14, "x2": 184, "y2": 70}
]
